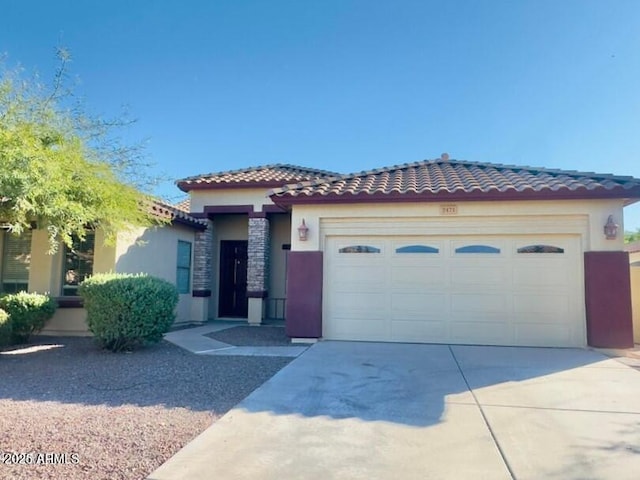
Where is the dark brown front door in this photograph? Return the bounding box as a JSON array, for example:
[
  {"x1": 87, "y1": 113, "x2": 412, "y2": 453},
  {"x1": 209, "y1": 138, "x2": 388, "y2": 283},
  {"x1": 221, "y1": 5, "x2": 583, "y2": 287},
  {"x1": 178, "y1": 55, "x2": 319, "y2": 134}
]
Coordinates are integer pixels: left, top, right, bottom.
[{"x1": 218, "y1": 240, "x2": 248, "y2": 317}]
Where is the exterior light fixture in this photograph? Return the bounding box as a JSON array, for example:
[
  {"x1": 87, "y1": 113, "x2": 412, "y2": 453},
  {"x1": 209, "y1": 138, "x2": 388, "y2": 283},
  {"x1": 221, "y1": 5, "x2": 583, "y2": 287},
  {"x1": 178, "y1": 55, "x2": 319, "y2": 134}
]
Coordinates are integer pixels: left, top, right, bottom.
[
  {"x1": 297, "y1": 219, "x2": 309, "y2": 241},
  {"x1": 604, "y1": 215, "x2": 619, "y2": 240}
]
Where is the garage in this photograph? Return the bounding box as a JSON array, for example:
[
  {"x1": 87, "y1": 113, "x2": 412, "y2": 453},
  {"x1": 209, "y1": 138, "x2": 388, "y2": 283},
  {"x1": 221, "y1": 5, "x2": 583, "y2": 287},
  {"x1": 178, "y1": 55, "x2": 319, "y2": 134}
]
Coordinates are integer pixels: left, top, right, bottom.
[
  {"x1": 273, "y1": 156, "x2": 640, "y2": 349},
  {"x1": 324, "y1": 235, "x2": 585, "y2": 347}
]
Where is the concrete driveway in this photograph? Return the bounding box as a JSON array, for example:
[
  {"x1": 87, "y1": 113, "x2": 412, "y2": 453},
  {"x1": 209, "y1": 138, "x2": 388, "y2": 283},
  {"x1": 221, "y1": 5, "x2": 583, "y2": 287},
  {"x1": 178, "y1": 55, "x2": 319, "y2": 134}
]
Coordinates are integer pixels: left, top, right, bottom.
[{"x1": 149, "y1": 342, "x2": 640, "y2": 480}]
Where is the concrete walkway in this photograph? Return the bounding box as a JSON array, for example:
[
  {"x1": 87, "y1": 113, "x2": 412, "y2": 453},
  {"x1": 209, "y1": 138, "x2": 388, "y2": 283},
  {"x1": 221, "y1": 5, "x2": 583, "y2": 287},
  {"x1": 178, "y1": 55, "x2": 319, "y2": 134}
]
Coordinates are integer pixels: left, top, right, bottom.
[
  {"x1": 150, "y1": 342, "x2": 640, "y2": 480},
  {"x1": 164, "y1": 322, "x2": 309, "y2": 357}
]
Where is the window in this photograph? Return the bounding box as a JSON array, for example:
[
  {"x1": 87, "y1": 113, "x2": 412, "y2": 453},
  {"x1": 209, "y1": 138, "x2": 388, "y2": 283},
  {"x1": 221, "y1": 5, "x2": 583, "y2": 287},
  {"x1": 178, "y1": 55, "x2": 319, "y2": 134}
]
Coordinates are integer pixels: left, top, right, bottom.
[
  {"x1": 517, "y1": 245, "x2": 564, "y2": 254},
  {"x1": 62, "y1": 232, "x2": 95, "y2": 296},
  {"x1": 1, "y1": 230, "x2": 32, "y2": 294},
  {"x1": 339, "y1": 245, "x2": 380, "y2": 253},
  {"x1": 455, "y1": 245, "x2": 501, "y2": 254},
  {"x1": 395, "y1": 245, "x2": 439, "y2": 254},
  {"x1": 176, "y1": 241, "x2": 192, "y2": 294}
]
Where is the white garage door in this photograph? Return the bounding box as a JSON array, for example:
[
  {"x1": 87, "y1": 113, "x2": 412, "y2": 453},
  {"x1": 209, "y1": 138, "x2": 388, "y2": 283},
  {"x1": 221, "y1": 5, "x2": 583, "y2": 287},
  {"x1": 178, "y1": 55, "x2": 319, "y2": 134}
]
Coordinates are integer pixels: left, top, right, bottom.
[{"x1": 324, "y1": 235, "x2": 585, "y2": 347}]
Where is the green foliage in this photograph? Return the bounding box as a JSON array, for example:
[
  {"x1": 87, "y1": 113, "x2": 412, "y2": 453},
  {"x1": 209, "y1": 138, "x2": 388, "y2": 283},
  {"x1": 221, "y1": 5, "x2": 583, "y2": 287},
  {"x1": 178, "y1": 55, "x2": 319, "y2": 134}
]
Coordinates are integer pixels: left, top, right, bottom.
[
  {"x1": 625, "y1": 229, "x2": 640, "y2": 244},
  {"x1": 0, "y1": 50, "x2": 166, "y2": 252},
  {"x1": 0, "y1": 292, "x2": 57, "y2": 344},
  {"x1": 0, "y1": 308, "x2": 11, "y2": 347},
  {"x1": 79, "y1": 273, "x2": 178, "y2": 352}
]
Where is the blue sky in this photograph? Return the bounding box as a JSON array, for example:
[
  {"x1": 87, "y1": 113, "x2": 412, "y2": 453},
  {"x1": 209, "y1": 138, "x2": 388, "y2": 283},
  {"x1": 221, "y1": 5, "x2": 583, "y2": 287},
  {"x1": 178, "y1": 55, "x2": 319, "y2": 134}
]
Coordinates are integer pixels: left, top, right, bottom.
[{"x1": 2, "y1": 1, "x2": 640, "y2": 230}]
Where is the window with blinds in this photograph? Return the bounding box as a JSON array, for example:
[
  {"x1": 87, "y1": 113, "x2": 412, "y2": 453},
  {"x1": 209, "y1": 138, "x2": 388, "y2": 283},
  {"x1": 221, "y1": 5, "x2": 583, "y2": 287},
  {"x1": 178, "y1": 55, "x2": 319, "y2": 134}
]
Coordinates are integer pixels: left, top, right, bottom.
[
  {"x1": 1, "y1": 230, "x2": 32, "y2": 293},
  {"x1": 176, "y1": 240, "x2": 192, "y2": 294},
  {"x1": 62, "y1": 232, "x2": 95, "y2": 296}
]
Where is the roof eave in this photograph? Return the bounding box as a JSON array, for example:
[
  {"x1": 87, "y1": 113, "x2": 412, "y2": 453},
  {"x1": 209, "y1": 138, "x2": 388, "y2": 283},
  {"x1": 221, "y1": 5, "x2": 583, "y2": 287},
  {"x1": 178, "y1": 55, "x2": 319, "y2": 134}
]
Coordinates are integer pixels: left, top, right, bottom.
[
  {"x1": 177, "y1": 180, "x2": 298, "y2": 193},
  {"x1": 270, "y1": 186, "x2": 640, "y2": 207}
]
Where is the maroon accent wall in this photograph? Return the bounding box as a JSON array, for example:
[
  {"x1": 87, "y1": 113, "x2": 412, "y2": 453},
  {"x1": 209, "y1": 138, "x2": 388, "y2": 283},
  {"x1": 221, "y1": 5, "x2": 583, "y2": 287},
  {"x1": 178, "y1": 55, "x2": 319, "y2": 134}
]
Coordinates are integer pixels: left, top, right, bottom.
[
  {"x1": 248, "y1": 211, "x2": 267, "y2": 218},
  {"x1": 285, "y1": 251, "x2": 323, "y2": 338},
  {"x1": 584, "y1": 251, "x2": 633, "y2": 348}
]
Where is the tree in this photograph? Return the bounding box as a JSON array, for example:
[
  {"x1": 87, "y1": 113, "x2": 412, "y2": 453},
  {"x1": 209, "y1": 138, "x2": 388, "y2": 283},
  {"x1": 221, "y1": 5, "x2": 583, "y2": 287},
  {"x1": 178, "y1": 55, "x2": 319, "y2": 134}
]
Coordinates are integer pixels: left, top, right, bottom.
[
  {"x1": 0, "y1": 50, "x2": 166, "y2": 252},
  {"x1": 625, "y1": 228, "x2": 640, "y2": 244}
]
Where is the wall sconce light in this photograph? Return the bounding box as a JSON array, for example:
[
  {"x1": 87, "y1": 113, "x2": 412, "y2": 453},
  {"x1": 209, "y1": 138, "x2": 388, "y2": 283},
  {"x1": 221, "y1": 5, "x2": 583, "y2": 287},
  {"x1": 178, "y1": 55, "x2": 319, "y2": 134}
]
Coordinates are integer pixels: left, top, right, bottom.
[
  {"x1": 297, "y1": 219, "x2": 309, "y2": 241},
  {"x1": 604, "y1": 215, "x2": 619, "y2": 240}
]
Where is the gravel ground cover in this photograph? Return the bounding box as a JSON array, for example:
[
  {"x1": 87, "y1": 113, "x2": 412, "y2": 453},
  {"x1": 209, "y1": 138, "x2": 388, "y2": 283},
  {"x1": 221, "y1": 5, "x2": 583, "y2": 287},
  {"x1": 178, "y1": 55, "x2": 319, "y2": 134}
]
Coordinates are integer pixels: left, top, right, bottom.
[
  {"x1": 0, "y1": 336, "x2": 292, "y2": 480},
  {"x1": 206, "y1": 326, "x2": 292, "y2": 347}
]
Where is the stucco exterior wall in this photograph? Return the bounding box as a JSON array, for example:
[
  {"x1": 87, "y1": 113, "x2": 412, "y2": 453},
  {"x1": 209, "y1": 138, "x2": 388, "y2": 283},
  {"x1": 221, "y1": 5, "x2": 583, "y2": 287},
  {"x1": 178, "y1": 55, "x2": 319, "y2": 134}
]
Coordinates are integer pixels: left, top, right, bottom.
[
  {"x1": 115, "y1": 224, "x2": 197, "y2": 324},
  {"x1": 190, "y1": 188, "x2": 274, "y2": 212},
  {"x1": 42, "y1": 308, "x2": 90, "y2": 336},
  {"x1": 37, "y1": 224, "x2": 200, "y2": 335},
  {"x1": 288, "y1": 199, "x2": 626, "y2": 252},
  {"x1": 268, "y1": 214, "x2": 291, "y2": 319}
]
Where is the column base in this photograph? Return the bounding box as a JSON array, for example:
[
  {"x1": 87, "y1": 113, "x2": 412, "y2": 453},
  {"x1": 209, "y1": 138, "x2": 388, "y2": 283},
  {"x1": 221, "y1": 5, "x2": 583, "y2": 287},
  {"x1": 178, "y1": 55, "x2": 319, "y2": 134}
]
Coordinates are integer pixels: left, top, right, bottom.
[{"x1": 247, "y1": 297, "x2": 264, "y2": 325}]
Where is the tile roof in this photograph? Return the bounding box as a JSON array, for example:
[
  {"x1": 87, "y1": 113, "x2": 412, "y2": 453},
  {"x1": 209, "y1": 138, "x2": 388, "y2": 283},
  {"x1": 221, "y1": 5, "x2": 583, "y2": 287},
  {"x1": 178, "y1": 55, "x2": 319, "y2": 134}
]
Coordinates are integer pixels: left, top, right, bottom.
[
  {"x1": 173, "y1": 198, "x2": 191, "y2": 212},
  {"x1": 269, "y1": 158, "x2": 640, "y2": 204},
  {"x1": 625, "y1": 241, "x2": 640, "y2": 253},
  {"x1": 177, "y1": 164, "x2": 340, "y2": 192},
  {"x1": 150, "y1": 200, "x2": 207, "y2": 230}
]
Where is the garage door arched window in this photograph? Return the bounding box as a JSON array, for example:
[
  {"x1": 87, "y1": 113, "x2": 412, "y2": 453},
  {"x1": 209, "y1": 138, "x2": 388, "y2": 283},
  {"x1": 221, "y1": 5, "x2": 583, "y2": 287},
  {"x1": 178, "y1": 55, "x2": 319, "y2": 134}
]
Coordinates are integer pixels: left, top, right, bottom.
[
  {"x1": 395, "y1": 245, "x2": 439, "y2": 254},
  {"x1": 517, "y1": 245, "x2": 564, "y2": 254},
  {"x1": 339, "y1": 245, "x2": 380, "y2": 253},
  {"x1": 455, "y1": 245, "x2": 501, "y2": 254}
]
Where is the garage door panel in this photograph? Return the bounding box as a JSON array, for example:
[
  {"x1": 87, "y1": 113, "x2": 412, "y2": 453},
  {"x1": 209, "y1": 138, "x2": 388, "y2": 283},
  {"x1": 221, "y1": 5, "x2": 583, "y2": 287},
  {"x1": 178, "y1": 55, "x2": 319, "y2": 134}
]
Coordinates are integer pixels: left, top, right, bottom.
[
  {"x1": 329, "y1": 318, "x2": 389, "y2": 341},
  {"x1": 391, "y1": 320, "x2": 447, "y2": 343},
  {"x1": 330, "y1": 293, "x2": 387, "y2": 318},
  {"x1": 451, "y1": 265, "x2": 510, "y2": 287},
  {"x1": 513, "y1": 294, "x2": 570, "y2": 316},
  {"x1": 450, "y1": 322, "x2": 511, "y2": 344},
  {"x1": 451, "y1": 294, "x2": 509, "y2": 314},
  {"x1": 332, "y1": 265, "x2": 386, "y2": 286},
  {"x1": 514, "y1": 324, "x2": 572, "y2": 347},
  {"x1": 390, "y1": 266, "x2": 445, "y2": 288},
  {"x1": 513, "y1": 265, "x2": 570, "y2": 287},
  {"x1": 391, "y1": 293, "x2": 448, "y2": 316}
]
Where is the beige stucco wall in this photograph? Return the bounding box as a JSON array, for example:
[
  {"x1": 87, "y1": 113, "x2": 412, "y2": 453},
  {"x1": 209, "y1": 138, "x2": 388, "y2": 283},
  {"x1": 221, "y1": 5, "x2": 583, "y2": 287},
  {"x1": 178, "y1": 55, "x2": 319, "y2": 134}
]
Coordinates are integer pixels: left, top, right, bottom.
[
  {"x1": 268, "y1": 214, "x2": 291, "y2": 318},
  {"x1": 190, "y1": 188, "x2": 274, "y2": 212},
  {"x1": 42, "y1": 308, "x2": 90, "y2": 336},
  {"x1": 29, "y1": 229, "x2": 113, "y2": 296},
  {"x1": 289, "y1": 199, "x2": 627, "y2": 252},
  {"x1": 115, "y1": 224, "x2": 197, "y2": 325},
  {"x1": 35, "y1": 224, "x2": 199, "y2": 335}
]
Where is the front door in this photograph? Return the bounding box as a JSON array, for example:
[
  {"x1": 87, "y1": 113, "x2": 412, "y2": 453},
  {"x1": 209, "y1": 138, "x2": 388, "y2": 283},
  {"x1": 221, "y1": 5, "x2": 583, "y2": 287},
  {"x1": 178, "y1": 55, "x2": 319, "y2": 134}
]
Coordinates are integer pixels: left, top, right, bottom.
[{"x1": 218, "y1": 240, "x2": 248, "y2": 317}]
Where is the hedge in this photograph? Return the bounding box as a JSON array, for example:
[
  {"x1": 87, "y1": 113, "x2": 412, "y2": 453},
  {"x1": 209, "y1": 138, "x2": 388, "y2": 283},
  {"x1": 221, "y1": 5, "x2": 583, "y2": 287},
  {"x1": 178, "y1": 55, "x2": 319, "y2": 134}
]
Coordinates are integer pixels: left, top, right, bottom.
[
  {"x1": 78, "y1": 273, "x2": 178, "y2": 352},
  {"x1": 0, "y1": 292, "x2": 57, "y2": 344}
]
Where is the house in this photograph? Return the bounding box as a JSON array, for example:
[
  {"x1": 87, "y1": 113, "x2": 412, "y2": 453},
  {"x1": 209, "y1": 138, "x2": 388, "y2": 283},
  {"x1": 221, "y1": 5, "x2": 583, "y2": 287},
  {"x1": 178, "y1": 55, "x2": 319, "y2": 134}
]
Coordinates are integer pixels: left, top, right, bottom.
[
  {"x1": 175, "y1": 156, "x2": 640, "y2": 349},
  {"x1": 0, "y1": 201, "x2": 207, "y2": 335},
  {"x1": 4, "y1": 156, "x2": 639, "y2": 348},
  {"x1": 626, "y1": 241, "x2": 640, "y2": 344}
]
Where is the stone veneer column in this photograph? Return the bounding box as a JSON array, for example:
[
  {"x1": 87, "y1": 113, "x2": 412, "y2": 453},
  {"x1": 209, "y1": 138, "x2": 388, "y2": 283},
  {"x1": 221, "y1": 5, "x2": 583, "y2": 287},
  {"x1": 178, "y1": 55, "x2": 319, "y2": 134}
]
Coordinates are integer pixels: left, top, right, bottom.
[
  {"x1": 247, "y1": 215, "x2": 270, "y2": 325},
  {"x1": 191, "y1": 219, "x2": 213, "y2": 324}
]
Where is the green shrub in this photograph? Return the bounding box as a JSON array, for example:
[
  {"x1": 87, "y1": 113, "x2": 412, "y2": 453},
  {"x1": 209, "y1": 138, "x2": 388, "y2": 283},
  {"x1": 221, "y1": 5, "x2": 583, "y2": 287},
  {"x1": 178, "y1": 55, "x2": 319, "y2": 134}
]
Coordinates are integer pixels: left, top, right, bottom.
[
  {"x1": 79, "y1": 273, "x2": 178, "y2": 352},
  {"x1": 0, "y1": 292, "x2": 57, "y2": 344},
  {"x1": 0, "y1": 309, "x2": 12, "y2": 347}
]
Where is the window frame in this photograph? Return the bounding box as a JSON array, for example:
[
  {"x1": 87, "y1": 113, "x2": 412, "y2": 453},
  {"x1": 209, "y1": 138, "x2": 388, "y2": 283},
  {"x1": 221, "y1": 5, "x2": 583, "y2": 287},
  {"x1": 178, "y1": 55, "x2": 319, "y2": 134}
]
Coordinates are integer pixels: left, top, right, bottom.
[
  {"x1": 176, "y1": 240, "x2": 192, "y2": 294},
  {"x1": 61, "y1": 232, "x2": 95, "y2": 296},
  {"x1": 1, "y1": 230, "x2": 32, "y2": 294}
]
